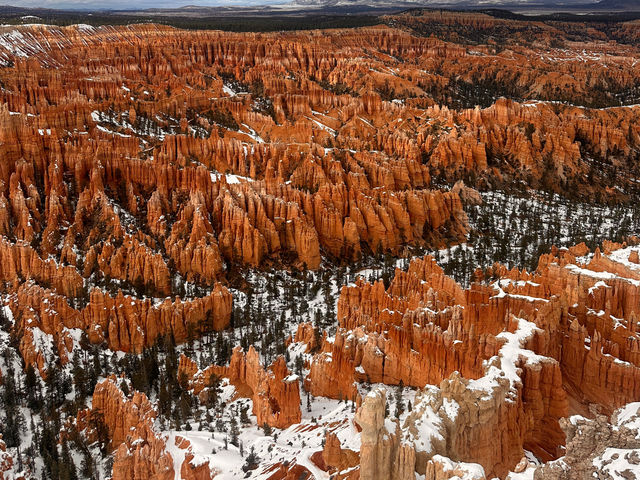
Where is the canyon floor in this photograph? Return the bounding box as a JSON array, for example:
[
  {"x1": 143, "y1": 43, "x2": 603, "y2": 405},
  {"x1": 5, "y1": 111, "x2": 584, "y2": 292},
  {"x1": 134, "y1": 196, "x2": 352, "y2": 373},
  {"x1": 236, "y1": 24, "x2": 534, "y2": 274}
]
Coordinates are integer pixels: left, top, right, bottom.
[{"x1": 0, "y1": 9, "x2": 640, "y2": 480}]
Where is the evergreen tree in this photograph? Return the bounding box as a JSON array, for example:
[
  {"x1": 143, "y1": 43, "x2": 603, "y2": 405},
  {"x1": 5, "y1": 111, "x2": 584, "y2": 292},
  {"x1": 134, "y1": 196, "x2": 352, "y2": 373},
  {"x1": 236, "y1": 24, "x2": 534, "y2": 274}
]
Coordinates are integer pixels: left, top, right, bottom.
[
  {"x1": 229, "y1": 417, "x2": 240, "y2": 447},
  {"x1": 1, "y1": 369, "x2": 25, "y2": 449},
  {"x1": 242, "y1": 446, "x2": 259, "y2": 472},
  {"x1": 25, "y1": 364, "x2": 41, "y2": 409},
  {"x1": 240, "y1": 405, "x2": 250, "y2": 426},
  {"x1": 394, "y1": 381, "x2": 405, "y2": 417}
]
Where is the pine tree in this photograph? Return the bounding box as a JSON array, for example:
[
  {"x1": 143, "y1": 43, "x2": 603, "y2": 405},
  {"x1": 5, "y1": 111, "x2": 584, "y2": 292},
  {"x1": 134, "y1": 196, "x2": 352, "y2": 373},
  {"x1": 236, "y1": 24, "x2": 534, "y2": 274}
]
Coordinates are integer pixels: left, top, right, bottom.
[
  {"x1": 81, "y1": 449, "x2": 95, "y2": 479},
  {"x1": 206, "y1": 372, "x2": 220, "y2": 409},
  {"x1": 25, "y1": 364, "x2": 40, "y2": 409},
  {"x1": 240, "y1": 405, "x2": 250, "y2": 426},
  {"x1": 229, "y1": 417, "x2": 240, "y2": 447},
  {"x1": 178, "y1": 391, "x2": 192, "y2": 420},
  {"x1": 1, "y1": 369, "x2": 25, "y2": 449},
  {"x1": 58, "y1": 440, "x2": 78, "y2": 480},
  {"x1": 242, "y1": 446, "x2": 259, "y2": 472},
  {"x1": 394, "y1": 381, "x2": 405, "y2": 417},
  {"x1": 158, "y1": 382, "x2": 171, "y2": 417}
]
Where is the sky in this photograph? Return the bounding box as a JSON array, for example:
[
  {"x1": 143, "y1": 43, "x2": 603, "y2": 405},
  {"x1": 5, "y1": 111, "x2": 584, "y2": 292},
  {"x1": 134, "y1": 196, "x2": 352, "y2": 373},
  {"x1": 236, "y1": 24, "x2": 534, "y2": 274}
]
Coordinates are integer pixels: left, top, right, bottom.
[
  {"x1": 4, "y1": 0, "x2": 602, "y2": 11},
  {"x1": 7, "y1": 0, "x2": 282, "y2": 9}
]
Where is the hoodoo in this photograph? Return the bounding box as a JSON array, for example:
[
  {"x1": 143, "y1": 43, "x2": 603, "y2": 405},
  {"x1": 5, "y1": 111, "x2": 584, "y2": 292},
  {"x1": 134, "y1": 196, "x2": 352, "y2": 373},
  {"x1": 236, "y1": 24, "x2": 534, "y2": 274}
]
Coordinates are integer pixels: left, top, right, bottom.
[{"x1": 0, "y1": 9, "x2": 638, "y2": 480}]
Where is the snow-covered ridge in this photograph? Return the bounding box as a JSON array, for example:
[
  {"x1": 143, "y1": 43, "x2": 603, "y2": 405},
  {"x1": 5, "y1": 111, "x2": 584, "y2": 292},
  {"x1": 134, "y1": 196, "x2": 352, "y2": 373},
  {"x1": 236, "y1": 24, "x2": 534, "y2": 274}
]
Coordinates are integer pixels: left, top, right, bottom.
[{"x1": 0, "y1": 23, "x2": 169, "y2": 65}]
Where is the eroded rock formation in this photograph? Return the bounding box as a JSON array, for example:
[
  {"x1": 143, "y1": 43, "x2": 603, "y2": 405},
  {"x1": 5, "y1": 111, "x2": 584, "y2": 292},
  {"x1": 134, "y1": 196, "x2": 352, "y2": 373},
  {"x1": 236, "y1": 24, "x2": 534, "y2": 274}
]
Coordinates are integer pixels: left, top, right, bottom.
[
  {"x1": 308, "y1": 241, "x2": 640, "y2": 478},
  {"x1": 179, "y1": 346, "x2": 302, "y2": 429},
  {"x1": 0, "y1": 13, "x2": 639, "y2": 480},
  {"x1": 534, "y1": 403, "x2": 640, "y2": 479},
  {"x1": 76, "y1": 376, "x2": 213, "y2": 480}
]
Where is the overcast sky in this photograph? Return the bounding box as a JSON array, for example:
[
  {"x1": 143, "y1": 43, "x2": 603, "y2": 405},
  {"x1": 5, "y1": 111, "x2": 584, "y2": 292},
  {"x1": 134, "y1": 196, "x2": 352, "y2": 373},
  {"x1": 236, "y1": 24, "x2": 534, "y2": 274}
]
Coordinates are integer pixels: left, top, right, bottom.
[
  {"x1": 6, "y1": 0, "x2": 600, "y2": 10},
  {"x1": 9, "y1": 0, "x2": 282, "y2": 9}
]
